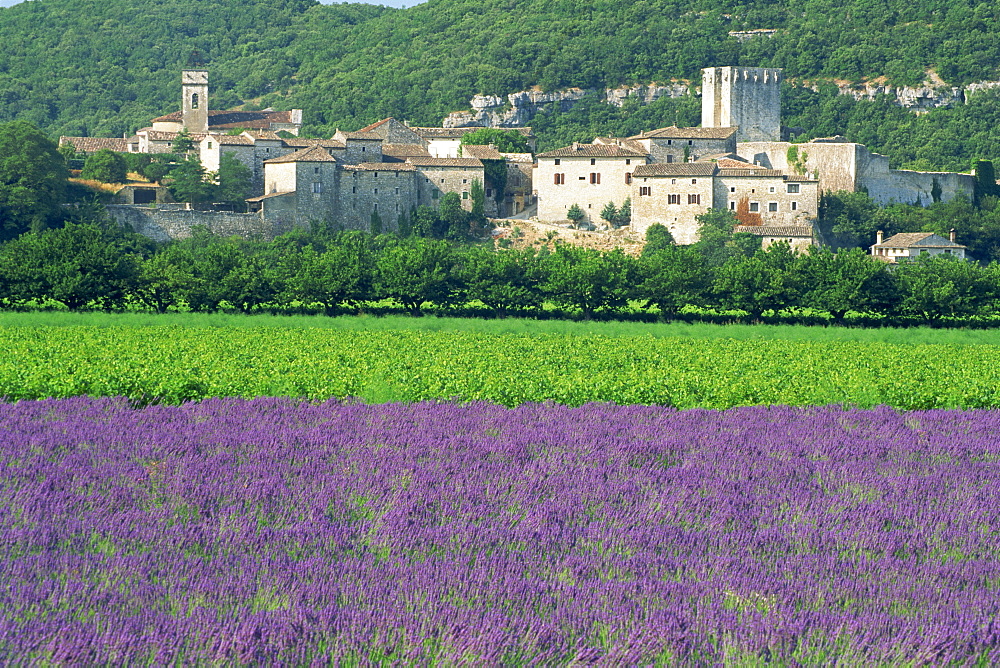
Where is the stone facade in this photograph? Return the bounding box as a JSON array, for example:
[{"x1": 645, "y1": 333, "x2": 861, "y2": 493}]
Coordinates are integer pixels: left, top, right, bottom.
[
  {"x1": 737, "y1": 139, "x2": 976, "y2": 205},
  {"x1": 535, "y1": 143, "x2": 647, "y2": 226},
  {"x1": 702, "y1": 67, "x2": 782, "y2": 143},
  {"x1": 627, "y1": 127, "x2": 737, "y2": 164},
  {"x1": 107, "y1": 205, "x2": 290, "y2": 242}
]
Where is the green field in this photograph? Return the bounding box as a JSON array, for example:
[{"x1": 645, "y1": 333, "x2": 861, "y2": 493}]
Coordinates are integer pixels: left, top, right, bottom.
[{"x1": 3, "y1": 313, "x2": 1000, "y2": 409}]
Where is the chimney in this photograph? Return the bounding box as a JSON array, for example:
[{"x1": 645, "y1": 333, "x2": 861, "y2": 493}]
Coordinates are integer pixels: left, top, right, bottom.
[
  {"x1": 876, "y1": 230, "x2": 884, "y2": 245},
  {"x1": 572, "y1": 142, "x2": 580, "y2": 151},
  {"x1": 950, "y1": 228, "x2": 956, "y2": 243}
]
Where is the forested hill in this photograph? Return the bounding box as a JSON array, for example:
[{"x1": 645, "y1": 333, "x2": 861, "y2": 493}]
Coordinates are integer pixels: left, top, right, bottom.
[{"x1": 1, "y1": 0, "x2": 1000, "y2": 142}]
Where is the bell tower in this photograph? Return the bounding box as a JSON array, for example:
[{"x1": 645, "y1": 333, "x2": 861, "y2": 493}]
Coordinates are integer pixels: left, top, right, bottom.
[{"x1": 182, "y1": 51, "x2": 209, "y2": 133}]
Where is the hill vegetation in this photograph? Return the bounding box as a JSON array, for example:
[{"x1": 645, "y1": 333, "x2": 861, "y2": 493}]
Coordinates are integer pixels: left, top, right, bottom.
[{"x1": 1, "y1": 0, "x2": 999, "y2": 169}]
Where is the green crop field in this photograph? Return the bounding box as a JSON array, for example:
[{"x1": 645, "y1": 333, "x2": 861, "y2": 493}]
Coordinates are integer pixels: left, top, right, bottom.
[{"x1": 3, "y1": 315, "x2": 999, "y2": 409}]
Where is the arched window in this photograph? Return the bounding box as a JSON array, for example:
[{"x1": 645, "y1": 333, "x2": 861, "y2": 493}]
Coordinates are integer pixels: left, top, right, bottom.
[{"x1": 191, "y1": 93, "x2": 199, "y2": 109}]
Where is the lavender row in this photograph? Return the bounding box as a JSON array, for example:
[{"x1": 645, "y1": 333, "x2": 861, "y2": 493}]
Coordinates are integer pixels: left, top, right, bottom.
[{"x1": 2, "y1": 398, "x2": 1000, "y2": 663}]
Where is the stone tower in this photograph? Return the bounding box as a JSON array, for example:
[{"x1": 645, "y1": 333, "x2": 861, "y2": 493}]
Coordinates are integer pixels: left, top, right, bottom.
[
  {"x1": 182, "y1": 53, "x2": 209, "y2": 133},
  {"x1": 701, "y1": 67, "x2": 781, "y2": 143}
]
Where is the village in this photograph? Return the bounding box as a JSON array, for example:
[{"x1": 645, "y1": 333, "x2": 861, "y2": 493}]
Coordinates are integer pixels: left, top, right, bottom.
[{"x1": 61, "y1": 63, "x2": 975, "y2": 262}]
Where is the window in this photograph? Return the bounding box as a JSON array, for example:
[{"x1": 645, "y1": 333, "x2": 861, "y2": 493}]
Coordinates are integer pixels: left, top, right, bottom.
[
  {"x1": 440, "y1": 179, "x2": 445, "y2": 184},
  {"x1": 730, "y1": 187, "x2": 736, "y2": 193},
  {"x1": 554, "y1": 159, "x2": 561, "y2": 165},
  {"x1": 352, "y1": 186, "x2": 356, "y2": 193},
  {"x1": 432, "y1": 190, "x2": 439, "y2": 200},
  {"x1": 791, "y1": 201, "x2": 798, "y2": 211},
  {"x1": 395, "y1": 187, "x2": 399, "y2": 195},
  {"x1": 768, "y1": 202, "x2": 778, "y2": 212},
  {"x1": 668, "y1": 194, "x2": 680, "y2": 204},
  {"x1": 191, "y1": 93, "x2": 199, "y2": 109},
  {"x1": 787, "y1": 183, "x2": 800, "y2": 194},
  {"x1": 373, "y1": 172, "x2": 378, "y2": 178},
  {"x1": 373, "y1": 188, "x2": 378, "y2": 195},
  {"x1": 554, "y1": 173, "x2": 565, "y2": 185},
  {"x1": 590, "y1": 173, "x2": 601, "y2": 184},
  {"x1": 590, "y1": 158, "x2": 596, "y2": 165},
  {"x1": 769, "y1": 186, "x2": 775, "y2": 193},
  {"x1": 671, "y1": 178, "x2": 677, "y2": 185},
  {"x1": 688, "y1": 194, "x2": 701, "y2": 205},
  {"x1": 666, "y1": 155, "x2": 674, "y2": 163},
  {"x1": 312, "y1": 182, "x2": 322, "y2": 194},
  {"x1": 640, "y1": 186, "x2": 652, "y2": 196},
  {"x1": 361, "y1": 146, "x2": 366, "y2": 152},
  {"x1": 691, "y1": 179, "x2": 697, "y2": 185},
  {"x1": 729, "y1": 201, "x2": 736, "y2": 210},
  {"x1": 486, "y1": 189, "x2": 492, "y2": 197},
  {"x1": 626, "y1": 159, "x2": 631, "y2": 165},
  {"x1": 667, "y1": 140, "x2": 672, "y2": 145},
  {"x1": 463, "y1": 179, "x2": 467, "y2": 184},
  {"x1": 207, "y1": 142, "x2": 213, "y2": 149},
  {"x1": 688, "y1": 140, "x2": 693, "y2": 145},
  {"x1": 314, "y1": 167, "x2": 320, "y2": 174},
  {"x1": 625, "y1": 172, "x2": 632, "y2": 185},
  {"x1": 463, "y1": 191, "x2": 469, "y2": 199},
  {"x1": 749, "y1": 202, "x2": 759, "y2": 212}
]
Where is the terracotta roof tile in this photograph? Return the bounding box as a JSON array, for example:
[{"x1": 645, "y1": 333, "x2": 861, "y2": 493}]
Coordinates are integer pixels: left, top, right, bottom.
[
  {"x1": 151, "y1": 109, "x2": 299, "y2": 130},
  {"x1": 734, "y1": 225, "x2": 815, "y2": 237},
  {"x1": 632, "y1": 163, "x2": 716, "y2": 177},
  {"x1": 461, "y1": 145, "x2": 505, "y2": 160},
  {"x1": 263, "y1": 146, "x2": 337, "y2": 164},
  {"x1": 537, "y1": 144, "x2": 646, "y2": 158},
  {"x1": 872, "y1": 233, "x2": 965, "y2": 249},
  {"x1": 246, "y1": 191, "x2": 295, "y2": 202},
  {"x1": 630, "y1": 126, "x2": 738, "y2": 140},
  {"x1": 406, "y1": 157, "x2": 484, "y2": 167},
  {"x1": 335, "y1": 130, "x2": 382, "y2": 141},
  {"x1": 59, "y1": 137, "x2": 130, "y2": 153},
  {"x1": 381, "y1": 143, "x2": 431, "y2": 159},
  {"x1": 281, "y1": 138, "x2": 345, "y2": 149},
  {"x1": 344, "y1": 162, "x2": 417, "y2": 172},
  {"x1": 716, "y1": 168, "x2": 785, "y2": 177}
]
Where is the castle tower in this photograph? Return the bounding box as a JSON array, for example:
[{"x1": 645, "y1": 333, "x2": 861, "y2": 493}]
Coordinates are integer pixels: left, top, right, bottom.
[
  {"x1": 702, "y1": 67, "x2": 781, "y2": 143},
  {"x1": 181, "y1": 53, "x2": 209, "y2": 134}
]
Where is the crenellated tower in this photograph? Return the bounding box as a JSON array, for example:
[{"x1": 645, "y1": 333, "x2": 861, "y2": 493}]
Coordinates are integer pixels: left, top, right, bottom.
[{"x1": 701, "y1": 67, "x2": 782, "y2": 143}]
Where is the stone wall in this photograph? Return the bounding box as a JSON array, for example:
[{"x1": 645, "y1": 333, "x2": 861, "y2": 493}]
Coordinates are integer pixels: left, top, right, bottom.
[
  {"x1": 339, "y1": 166, "x2": 418, "y2": 232},
  {"x1": 630, "y1": 175, "x2": 714, "y2": 243},
  {"x1": 107, "y1": 205, "x2": 290, "y2": 242},
  {"x1": 536, "y1": 156, "x2": 638, "y2": 225}
]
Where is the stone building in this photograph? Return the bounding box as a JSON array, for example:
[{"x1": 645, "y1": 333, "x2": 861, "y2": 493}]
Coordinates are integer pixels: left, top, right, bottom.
[
  {"x1": 870, "y1": 231, "x2": 968, "y2": 262},
  {"x1": 701, "y1": 67, "x2": 782, "y2": 143},
  {"x1": 628, "y1": 161, "x2": 819, "y2": 244},
  {"x1": 626, "y1": 126, "x2": 737, "y2": 164},
  {"x1": 535, "y1": 142, "x2": 648, "y2": 225}
]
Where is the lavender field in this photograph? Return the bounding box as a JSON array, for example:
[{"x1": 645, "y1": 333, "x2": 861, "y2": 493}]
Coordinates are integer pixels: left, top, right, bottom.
[{"x1": 2, "y1": 397, "x2": 999, "y2": 663}]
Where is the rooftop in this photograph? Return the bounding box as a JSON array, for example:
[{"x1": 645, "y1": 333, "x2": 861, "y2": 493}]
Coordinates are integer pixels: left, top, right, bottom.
[
  {"x1": 263, "y1": 146, "x2": 337, "y2": 164},
  {"x1": 537, "y1": 143, "x2": 647, "y2": 159},
  {"x1": 872, "y1": 232, "x2": 966, "y2": 249},
  {"x1": 734, "y1": 225, "x2": 815, "y2": 237},
  {"x1": 405, "y1": 156, "x2": 484, "y2": 167},
  {"x1": 630, "y1": 126, "x2": 738, "y2": 140},
  {"x1": 631, "y1": 163, "x2": 717, "y2": 177}
]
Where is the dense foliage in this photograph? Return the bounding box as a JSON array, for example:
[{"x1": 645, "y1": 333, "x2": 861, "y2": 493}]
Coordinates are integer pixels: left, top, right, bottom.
[
  {"x1": 3, "y1": 324, "x2": 1000, "y2": 408},
  {"x1": 3, "y1": 398, "x2": 1000, "y2": 662},
  {"x1": 2, "y1": 0, "x2": 1000, "y2": 160}
]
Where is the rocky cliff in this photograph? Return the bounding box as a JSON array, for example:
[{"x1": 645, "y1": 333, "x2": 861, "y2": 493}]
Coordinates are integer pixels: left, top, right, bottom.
[{"x1": 442, "y1": 78, "x2": 1000, "y2": 128}]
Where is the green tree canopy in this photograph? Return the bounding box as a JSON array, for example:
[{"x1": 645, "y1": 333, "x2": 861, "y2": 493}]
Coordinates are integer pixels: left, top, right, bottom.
[
  {"x1": 0, "y1": 120, "x2": 69, "y2": 241},
  {"x1": 459, "y1": 128, "x2": 530, "y2": 154},
  {"x1": 81, "y1": 149, "x2": 128, "y2": 184}
]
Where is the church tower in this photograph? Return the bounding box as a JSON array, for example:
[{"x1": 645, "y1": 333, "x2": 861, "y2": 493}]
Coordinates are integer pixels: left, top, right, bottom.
[
  {"x1": 181, "y1": 52, "x2": 209, "y2": 133},
  {"x1": 701, "y1": 67, "x2": 782, "y2": 143}
]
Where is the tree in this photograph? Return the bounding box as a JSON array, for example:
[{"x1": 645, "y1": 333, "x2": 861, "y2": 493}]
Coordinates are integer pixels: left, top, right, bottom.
[
  {"x1": 0, "y1": 120, "x2": 69, "y2": 241},
  {"x1": 173, "y1": 128, "x2": 196, "y2": 154},
  {"x1": 973, "y1": 160, "x2": 1000, "y2": 206},
  {"x1": 819, "y1": 190, "x2": 882, "y2": 249},
  {"x1": 566, "y1": 203, "x2": 585, "y2": 228},
  {"x1": 134, "y1": 244, "x2": 197, "y2": 314},
  {"x1": 456, "y1": 246, "x2": 543, "y2": 317},
  {"x1": 642, "y1": 223, "x2": 675, "y2": 255},
  {"x1": 374, "y1": 237, "x2": 455, "y2": 315},
  {"x1": 616, "y1": 197, "x2": 632, "y2": 227},
  {"x1": 637, "y1": 244, "x2": 712, "y2": 319},
  {"x1": 691, "y1": 208, "x2": 759, "y2": 267},
  {"x1": 81, "y1": 149, "x2": 128, "y2": 184},
  {"x1": 214, "y1": 152, "x2": 253, "y2": 203},
  {"x1": 482, "y1": 159, "x2": 507, "y2": 212},
  {"x1": 470, "y1": 178, "x2": 487, "y2": 232},
  {"x1": 369, "y1": 209, "x2": 383, "y2": 236},
  {"x1": 894, "y1": 254, "x2": 994, "y2": 321},
  {"x1": 439, "y1": 192, "x2": 470, "y2": 240},
  {"x1": 796, "y1": 246, "x2": 897, "y2": 321},
  {"x1": 712, "y1": 243, "x2": 801, "y2": 320},
  {"x1": 541, "y1": 245, "x2": 634, "y2": 319},
  {"x1": 167, "y1": 156, "x2": 214, "y2": 203},
  {"x1": 459, "y1": 128, "x2": 530, "y2": 154},
  {"x1": 600, "y1": 201, "x2": 618, "y2": 227}
]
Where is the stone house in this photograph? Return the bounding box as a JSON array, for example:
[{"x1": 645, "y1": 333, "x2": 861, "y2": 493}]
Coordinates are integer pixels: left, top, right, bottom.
[
  {"x1": 870, "y1": 231, "x2": 968, "y2": 262},
  {"x1": 535, "y1": 142, "x2": 648, "y2": 225},
  {"x1": 629, "y1": 161, "x2": 819, "y2": 244},
  {"x1": 732, "y1": 224, "x2": 818, "y2": 253},
  {"x1": 626, "y1": 126, "x2": 737, "y2": 164}
]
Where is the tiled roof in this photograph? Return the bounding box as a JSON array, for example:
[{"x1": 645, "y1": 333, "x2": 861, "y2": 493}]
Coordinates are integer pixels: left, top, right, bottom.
[
  {"x1": 151, "y1": 109, "x2": 300, "y2": 130},
  {"x1": 632, "y1": 163, "x2": 716, "y2": 177},
  {"x1": 358, "y1": 118, "x2": 393, "y2": 132},
  {"x1": 246, "y1": 191, "x2": 295, "y2": 202},
  {"x1": 139, "y1": 130, "x2": 207, "y2": 141},
  {"x1": 335, "y1": 130, "x2": 382, "y2": 141},
  {"x1": 59, "y1": 137, "x2": 130, "y2": 153},
  {"x1": 263, "y1": 146, "x2": 337, "y2": 164},
  {"x1": 461, "y1": 145, "x2": 505, "y2": 160},
  {"x1": 717, "y1": 168, "x2": 785, "y2": 177},
  {"x1": 208, "y1": 134, "x2": 254, "y2": 146},
  {"x1": 537, "y1": 143, "x2": 646, "y2": 158},
  {"x1": 344, "y1": 162, "x2": 417, "y2": 172},
  {"x1": 734, "y1": 225, "x2": 815, "y2": 237},
  {"x1": 593, "y1": 137, "x2": 647, "y2": 153},
  {"x1": 630, "y1": 126, "x2": 738, "y2": 140},
  {"x1": 783, "y1": 175, "x2": 817, "y2": 182},
  {"x1": 406, "y1": 157, "x2": 484, "y2": 167},
  {"x1": 712, "y1": 156, "x2": 753, "y2": 167},
  {"x1": 381, "y1": 143, "x2": 430, "y2": 159},
  {"x1": 501, "y1": 152, "x2": 534, "y2": 163},
  {"x1": 411, "y1": 126, "x2": 534, "y2": 139},
  {"x1": 281, "y1": 138, "x2": 345, "y2": 149},
  {"x1": 872, "y1": 233, "x2": 966, "y2": 249},
  {"x1": 247, "y1": 131, "x2": 283, "y2": 142}
]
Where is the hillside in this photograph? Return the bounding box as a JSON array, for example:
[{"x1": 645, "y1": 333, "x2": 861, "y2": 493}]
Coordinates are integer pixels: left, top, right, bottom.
[{"x1": 1, "y1": 0, "x2": 1000, "y2": 169}]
